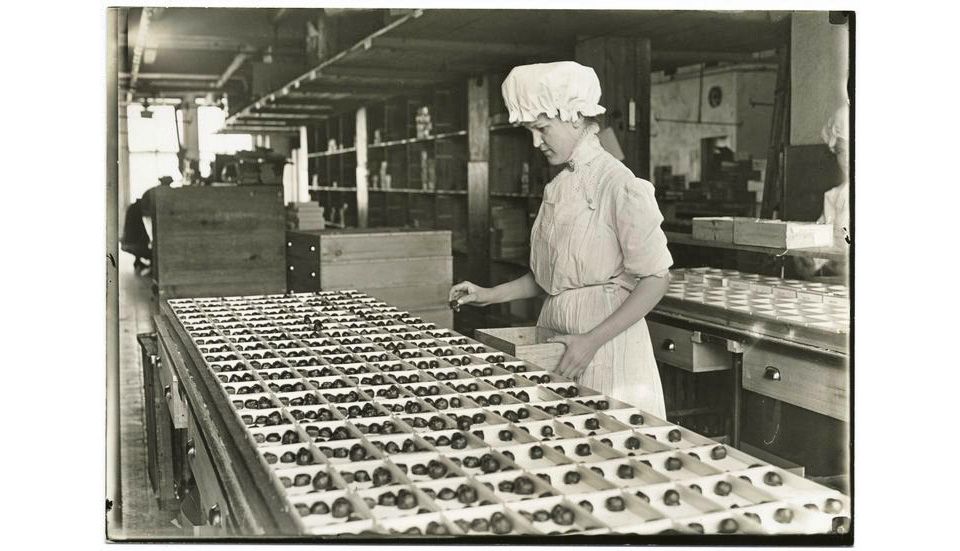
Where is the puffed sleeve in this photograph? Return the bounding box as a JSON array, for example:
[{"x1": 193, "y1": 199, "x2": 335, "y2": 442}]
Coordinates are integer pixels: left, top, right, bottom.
[{"x1": 614, "y1": 178, "x2": 674, "y2": 278}]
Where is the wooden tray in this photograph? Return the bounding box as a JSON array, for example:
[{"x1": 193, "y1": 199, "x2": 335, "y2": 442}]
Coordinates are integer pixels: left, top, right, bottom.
[{"x1": 474, "y1": 326, "x2": 565, "y2": 372}]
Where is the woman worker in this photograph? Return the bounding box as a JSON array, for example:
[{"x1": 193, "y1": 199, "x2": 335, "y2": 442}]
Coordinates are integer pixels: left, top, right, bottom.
[
  {"x1": 449, "y1": 62, "x2": 673, "y2": 417},
  {"x1": 794, "y1": 103, "x2": 850, "y2": 280}
]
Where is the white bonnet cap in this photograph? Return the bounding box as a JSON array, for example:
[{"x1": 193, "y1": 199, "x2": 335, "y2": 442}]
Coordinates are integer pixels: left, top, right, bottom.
[
  {"x1": 821, "y1": 103, "x2": 849, "y2": 150},
  {"x1": 501, "y1": 61, "x2": 606, "y2": 124}
]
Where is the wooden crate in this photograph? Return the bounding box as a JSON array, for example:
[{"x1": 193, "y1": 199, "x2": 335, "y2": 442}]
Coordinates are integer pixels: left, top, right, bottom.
[
  {"x1": 474, "y1": 326, "x2": 565, "y2": 371},
  {"x1": 152, "y1": 185, "x2": 286, "y2": 299},
  {"x1": 287, "y1": 228, "x2": 450, "y2": 263},
  {"x1": 691, "y1": 217, "x2": 740, "y2": 242},
  {"x1": 733, "y1": 219, "x2": 834, "y2": 249},
  {"x1": 285, "y1": 229, "x2": 453, "y2": 313}
]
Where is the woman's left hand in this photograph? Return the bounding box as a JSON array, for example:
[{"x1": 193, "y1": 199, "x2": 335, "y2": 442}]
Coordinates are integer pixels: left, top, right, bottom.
[{"x1": 547, "y1": 334, "x2": 602, "y2": 380}]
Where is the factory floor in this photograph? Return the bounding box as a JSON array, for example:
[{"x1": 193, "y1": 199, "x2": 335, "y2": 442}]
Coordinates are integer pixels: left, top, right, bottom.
[{"x1": 115, "y1": 253, "x2": 185, "y2": 539}]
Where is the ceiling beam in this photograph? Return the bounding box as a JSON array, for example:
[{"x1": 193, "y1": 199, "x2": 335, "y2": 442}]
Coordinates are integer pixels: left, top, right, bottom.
[
  {"x1": 216, "y1": 53, "x2": 250, "y2": 89},
  {"x1": 143, "y1": 34, "x2": 261, "y2": 54},
  {"x1": 238, "y1": 113, "x2": 327, "y2": 120},
  {"x1": 254, "y1": 103, "x2": 333, "y2": 112},
  {"x1": 299, "y1": 79, "x2": 425, "y2": 95},
  {"x1": 219, "y1": 126, "x2": 299, "y2": 134},
  {"x1": 320, "y1": 65, "x2": 457, "y2": 81},
  {"x1": 225, "y1": 8, "x2": 425, "y2": 126},
  {"x1": 128, "y1": 7, "x2": 162, "y2": 101},
  {"x1": 281, "y1": 89, "x2": 394, "y2": 101},
  {"x1": 120, "y1": 72, "x2": 220, "y2": 81},
  {"x1": 651, "y1": 50, "x2": 775, "y2": 64},
  {"x1": 370, "y1": 36, "x2": 558, "y2": 58}
]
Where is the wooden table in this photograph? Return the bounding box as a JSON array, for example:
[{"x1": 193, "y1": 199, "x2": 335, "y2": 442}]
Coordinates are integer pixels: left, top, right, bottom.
[{"x1": 648, "y1": 276, "x2": 849, "y2": 476}]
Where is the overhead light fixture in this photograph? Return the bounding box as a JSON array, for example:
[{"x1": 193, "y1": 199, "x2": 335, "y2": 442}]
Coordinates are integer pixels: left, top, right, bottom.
[{"x1": 140, "y1": 98, "x2": 153, "y2": 118}]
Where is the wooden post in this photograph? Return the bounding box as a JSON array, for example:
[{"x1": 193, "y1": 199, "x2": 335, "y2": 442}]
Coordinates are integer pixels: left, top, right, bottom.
[
  {"x1": 355, "y1": 107, "x2": 369, "y2": 228},
  {"x1": 575, "y1": 36, "x2": 652, "y2": 179},
  {"x1": 762, "y1": 45, "x2": 791, "y2": 219},
  {"x1": 467, "y1": 75, "x2": 490, "y2": 286},
  {"x1": 297, "y1": 126, "x2": 309, "y2": 204},
  {"x1": 636, "y1": 37, "x2": 652, "y2": 180}
]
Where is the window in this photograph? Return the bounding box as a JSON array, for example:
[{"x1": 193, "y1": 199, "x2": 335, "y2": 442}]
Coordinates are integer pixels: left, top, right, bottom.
[
  {"x1": 126, "y1": 104, "x2": 181, "y2": 204},
  {"x1": 198, "y1": 105, "x2": 253, "y2": 178},
  {"x1": 125, "y1": 103, "x2": 253, "y2": 202}
]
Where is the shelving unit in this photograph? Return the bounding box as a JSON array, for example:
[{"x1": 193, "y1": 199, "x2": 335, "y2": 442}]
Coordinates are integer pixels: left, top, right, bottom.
[
  {"x1": 368, "y1": 129, "x2": 468, "y2": 149},
  {"x1": 306, "y1": 147, "x2": 357, "y2": 158},
  {"x1": 351, "y1": 84, "x2": 471, "y2": 255},
  {"x1": 307, "y1": 112, "x2": 359, "y2": 228}
]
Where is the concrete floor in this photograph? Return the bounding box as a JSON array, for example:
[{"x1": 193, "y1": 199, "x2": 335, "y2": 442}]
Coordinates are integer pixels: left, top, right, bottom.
[{"x1": 113, "y1": 253, "x2": 185, "y2": 540}]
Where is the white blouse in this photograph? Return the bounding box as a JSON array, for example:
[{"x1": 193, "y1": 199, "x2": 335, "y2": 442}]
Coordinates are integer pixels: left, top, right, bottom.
[{"x1": 530, "y1": 134, "x2": 673, "y2": 295}]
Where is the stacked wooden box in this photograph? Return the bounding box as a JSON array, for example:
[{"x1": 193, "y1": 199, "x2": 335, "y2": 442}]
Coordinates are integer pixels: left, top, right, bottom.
[
  {"x1": 151, "y1": 185, "x2": 286, "y2": 300},
  {"x1": 286, "y1": 202, "x2": 325, "y2": 230},
  {"x1": 692, "y1": 217, "x2": 834, "y2": 249},
  {"x1": 285, "y1": 228, "x2": 453, "y2": 326},
  {"x1": 733, "y1": 219, "x2": 834, "y2": 249},
  {"x1": 491, "y1": 204, "x2": 529, "y2": 261}
]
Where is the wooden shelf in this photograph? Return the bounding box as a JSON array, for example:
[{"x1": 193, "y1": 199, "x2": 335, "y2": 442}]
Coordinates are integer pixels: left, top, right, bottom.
[
  {"x1": 308, "y1": 186, "x2": 358, "y2": 192},
  {"x1": 369, "y1": 130, "x2": 467, "y2": 149},
  {"x1": 665, "y1": 231, "x2": 848, "y2": 262},
  {"x1": 307, "y1": 147, "x2": 357, "y2": 159},
  {"x1": 490, "y1": 191, "x2": 542, "y2": 199},
  {"x1": 369, "y1": 188, "x2": 467, "y2": 195}
]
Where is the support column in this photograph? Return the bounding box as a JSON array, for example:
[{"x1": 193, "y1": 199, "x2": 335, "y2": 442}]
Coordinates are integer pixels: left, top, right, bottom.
[
  {"x1": 180, "y1": 94, "x2": 201, "y2": 183},
  {"x1": 297, "y1": 126, "x2": 310, "y2": 204},
  {"x1": 575, "y1": 36, "x2": 652, "y2": 179},
  {"x1": 355, "y1": 107, "x2": 369, "y2": 228},
  {"x1": 467, "y1": 75, "x2": 490, "y2": 286}
]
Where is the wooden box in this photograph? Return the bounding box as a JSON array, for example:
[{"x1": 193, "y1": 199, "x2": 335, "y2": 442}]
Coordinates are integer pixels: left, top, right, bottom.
[
  {"x1": 473, "y1": 326, "x2": 565, "y2": 371},
  {"x1": 286, "y1": 229, "x2": 453, "y2": 314},
  {"x1": 152, "y1": 186, "x2": 286, "y2": 299},
  {"x1": 733, "y1": 219, "x2": 834, "y2": 249},
  {"x1": 691, "y1": 217, "x2": 738, "y2": 243}
]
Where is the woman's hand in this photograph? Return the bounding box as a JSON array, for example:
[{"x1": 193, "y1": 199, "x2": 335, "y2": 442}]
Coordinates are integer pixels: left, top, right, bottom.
[
  {"x1": 547, "y1": 334, "x2": 602, "y2": 380},
  {"x1": 448, "y1": 281, "x2": 496, "y2": 307}
]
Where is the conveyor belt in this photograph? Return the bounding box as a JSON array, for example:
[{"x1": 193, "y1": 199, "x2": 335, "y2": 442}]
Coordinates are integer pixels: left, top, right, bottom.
[{"x1": 161, "y1": 289, "x2": 851, "y2": 538}]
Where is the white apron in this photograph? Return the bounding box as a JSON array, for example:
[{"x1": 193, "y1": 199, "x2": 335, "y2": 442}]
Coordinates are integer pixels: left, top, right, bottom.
[{"x1": 529, "y1": 135, "x2": 673, "y2": 418}]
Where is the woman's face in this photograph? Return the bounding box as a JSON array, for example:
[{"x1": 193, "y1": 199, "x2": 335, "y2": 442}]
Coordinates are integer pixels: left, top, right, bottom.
[{"x1": 524, "y1": 114, "x2": 584, "y2": 165}]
